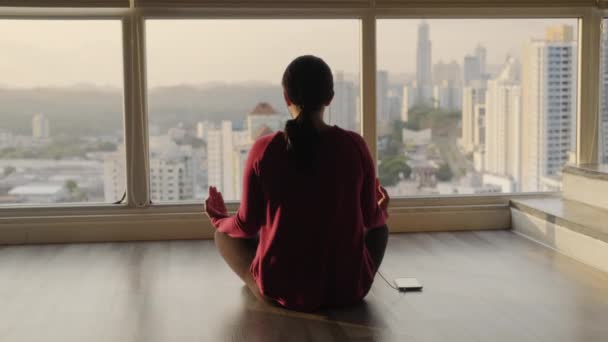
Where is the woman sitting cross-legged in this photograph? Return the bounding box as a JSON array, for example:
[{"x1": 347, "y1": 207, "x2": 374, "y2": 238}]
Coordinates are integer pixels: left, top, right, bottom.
[{"x1": 205, "y1": 55, "x2": 390, "y2": 312}]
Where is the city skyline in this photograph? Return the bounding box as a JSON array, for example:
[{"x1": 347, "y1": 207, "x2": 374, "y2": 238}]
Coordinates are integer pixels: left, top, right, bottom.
[{"x1": 1, "y1": 18, "x2": 601, "y2": 205}]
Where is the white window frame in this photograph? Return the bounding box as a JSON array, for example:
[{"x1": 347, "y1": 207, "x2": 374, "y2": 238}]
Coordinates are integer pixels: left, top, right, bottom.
[{"x1": 0, "y1": 3, "x2": 602, "y2": 242}]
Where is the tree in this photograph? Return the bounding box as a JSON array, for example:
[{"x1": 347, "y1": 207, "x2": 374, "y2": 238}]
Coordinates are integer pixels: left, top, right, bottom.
[
  {"x1": 64, "y1": 180, "x2": 88, "y2": 201},
  {"x1": 379, "y1": 155, "x2": 411, "y2": 187},
  {"x1": 65, "y1": 180, "x2": 78, "y2": 193},
  {"x1": 436, "y1": 163, "x2": 454, "y2": 182}
]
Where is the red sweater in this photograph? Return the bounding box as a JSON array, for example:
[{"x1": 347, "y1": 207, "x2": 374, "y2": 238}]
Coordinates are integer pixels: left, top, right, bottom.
[{"x1": 212, "y1": 126, "x2": 387, "y2": 311}]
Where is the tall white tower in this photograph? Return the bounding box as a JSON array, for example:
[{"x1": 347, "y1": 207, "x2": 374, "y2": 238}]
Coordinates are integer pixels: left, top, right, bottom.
[
  {"x1": 416, "y1": 21, "x2": 433, "y2": 104},
  {"x1": 522, "y1": 25, "x2": 577, "y2": 191},
  {"x1": 484, "y1": 57, "x2": 522, "y2": 190}
]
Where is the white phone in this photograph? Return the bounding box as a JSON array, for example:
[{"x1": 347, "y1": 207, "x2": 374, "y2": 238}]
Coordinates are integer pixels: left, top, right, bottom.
[{"x1": 394, "y1": 278, "x2": 423, "y2": 292}]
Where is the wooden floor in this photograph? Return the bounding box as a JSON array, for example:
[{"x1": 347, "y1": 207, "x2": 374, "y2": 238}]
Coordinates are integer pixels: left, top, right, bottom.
[{"x1": 1, "y1": 231, "x2": 608, "y2": 342}]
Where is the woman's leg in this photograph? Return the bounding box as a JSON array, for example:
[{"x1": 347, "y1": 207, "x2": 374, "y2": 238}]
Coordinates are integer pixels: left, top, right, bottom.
[
  {"x1": 214, "y1": 230, "x2": 268, "y2": 301},
  {"x1": 365, "y1": 225, "x2": 389, "y2": 271}
]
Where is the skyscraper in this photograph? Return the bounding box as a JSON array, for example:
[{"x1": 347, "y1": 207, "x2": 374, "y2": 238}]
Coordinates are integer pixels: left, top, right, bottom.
[
  {"x1": 475, "y1": 44, "x2": 488, "y2": 76},
  {"x1": 32, "y1": 113, "x2": 50, "y2": 139},
  {"x1": 522, "y1": 25, "x2": 577, "y2": 191},
  {"x1": 484, "y1": 57, "x2": 522, "y2": 191},
  {"x1": 329, "y1": 71, "x2": 357, "y2": 131},
  {"x1": 416, "y1": 21, "x2": 433, "y2": 104}
]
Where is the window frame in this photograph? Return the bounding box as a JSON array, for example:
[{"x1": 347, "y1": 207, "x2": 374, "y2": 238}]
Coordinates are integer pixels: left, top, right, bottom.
[
  {"x1": 0, "y1": 3, "x2": 603, "y2": 240},
  {"x1": 0, "y1": 9, "x2": 132, "y2": 210}
]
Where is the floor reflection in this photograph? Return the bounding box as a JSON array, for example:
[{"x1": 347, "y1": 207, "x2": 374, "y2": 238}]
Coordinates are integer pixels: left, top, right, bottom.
[{"x1": 218, "y1": 286, "x2": 390, "y2": 342}]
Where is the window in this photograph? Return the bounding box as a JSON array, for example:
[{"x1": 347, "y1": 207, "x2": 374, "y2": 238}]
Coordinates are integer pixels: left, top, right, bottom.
[
  {"x1": 376, "y1": 19, "x2": 578, "y2": 196},
  {"x1": 0, "y1": 20, "x2": 125, "y2": 205},
  {"x1": 145, "y1": 19, "x2": 361, "y2": 202}
]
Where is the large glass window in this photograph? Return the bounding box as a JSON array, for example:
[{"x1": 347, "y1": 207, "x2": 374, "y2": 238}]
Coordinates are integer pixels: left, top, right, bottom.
[
  {"x1": 377, "y1": 19, "x2": 579, "y2": 196},
  {"x1": 145, "y1": 19, "x2": 361, "y2": 202},
  {"x1": 0, "y1": 20, "x2": 125, "y2": 205}
]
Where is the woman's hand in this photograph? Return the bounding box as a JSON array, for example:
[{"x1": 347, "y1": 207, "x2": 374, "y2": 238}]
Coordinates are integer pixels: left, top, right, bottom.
[
  {"x1": 204, "y1": 186, "x2": 228, "y2": 220},
  {"x1": 377, "y1": 184, "x2": 390, "y2": 212}
]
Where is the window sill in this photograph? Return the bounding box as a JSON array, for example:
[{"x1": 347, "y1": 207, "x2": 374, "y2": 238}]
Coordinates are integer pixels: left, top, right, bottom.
[{"x1": 0, "y1": 192, "x2": 556, "y2": 244}]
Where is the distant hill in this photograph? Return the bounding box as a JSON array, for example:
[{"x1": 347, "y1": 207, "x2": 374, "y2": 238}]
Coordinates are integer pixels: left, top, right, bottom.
[
  {"x1": 148, "y1": 84, "x2": 284, "y2": 131},
  {"x1": 0, "y1": 83, "x2": 284, "y2": 136}
]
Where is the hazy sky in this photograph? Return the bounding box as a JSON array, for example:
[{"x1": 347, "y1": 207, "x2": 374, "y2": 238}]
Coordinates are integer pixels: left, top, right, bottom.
[{"x1": 0, "y1": 18, "x2": 577, "y2": 88}]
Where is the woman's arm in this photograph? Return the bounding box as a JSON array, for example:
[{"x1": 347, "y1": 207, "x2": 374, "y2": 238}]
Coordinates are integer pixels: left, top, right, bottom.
[
  {"x1": 358, "y1": 137, "x2": 389, "y2": 230},
  {"x1": 205, "y1": 139, "x2": 267, "y2": 238}
]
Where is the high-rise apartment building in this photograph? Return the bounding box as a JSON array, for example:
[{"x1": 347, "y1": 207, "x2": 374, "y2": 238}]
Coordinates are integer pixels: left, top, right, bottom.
[
  {"x1": 416, "y1": 21, "x2": 433, "y2": 104},
  {"x1": 149, "y1": 135, "x2": 196, "y2": 202},
  {"x1": 207, "y1": 103, "x2": 284, "y2": 200},
  {"x1": 32, "y1": 113, "x2": 50, "y2": 139},
  {"x1": 103, "y1": 135, "x2": 198, "y2": 202},
  {"x1": 484, "y1": 57, "x2": 522, "y2": 191},
  {"x1": 522, "y1": 25, "x2": 577, "y2": 191},
  {"x1": 329, "y1": 71, "x2": 357, "y2": 131},
  {"x1": 206, "y1": 121, "x2": 250, "y2": 201}
]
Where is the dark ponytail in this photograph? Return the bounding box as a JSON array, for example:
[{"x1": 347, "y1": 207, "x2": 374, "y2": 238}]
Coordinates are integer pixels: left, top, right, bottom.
[{"x1": 282, "y1": 55, "x2": 334, "y2": 172}]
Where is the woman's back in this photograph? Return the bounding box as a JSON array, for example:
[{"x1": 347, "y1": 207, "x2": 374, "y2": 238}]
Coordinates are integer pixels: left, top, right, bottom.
[{"x1": 214, "y1": 127, "x2": 386, "y2": 311}]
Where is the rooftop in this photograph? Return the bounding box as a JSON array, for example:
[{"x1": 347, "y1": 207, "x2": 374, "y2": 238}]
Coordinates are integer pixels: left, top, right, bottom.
[{"x1": 249, "y1": 102, "x2": 279, "y2": 116}]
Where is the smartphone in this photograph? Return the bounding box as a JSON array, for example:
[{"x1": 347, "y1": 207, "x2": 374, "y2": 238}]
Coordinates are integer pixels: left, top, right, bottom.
[{"x1": 394, "y1": 278, "x2": 423, "y2": 292}]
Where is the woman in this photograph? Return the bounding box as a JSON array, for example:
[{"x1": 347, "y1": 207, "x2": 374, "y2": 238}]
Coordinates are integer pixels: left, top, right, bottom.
[{"x1": 205, "y1": 55, "x2": 390, "y2": 312}]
